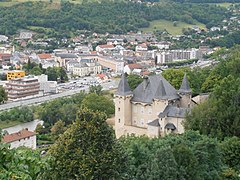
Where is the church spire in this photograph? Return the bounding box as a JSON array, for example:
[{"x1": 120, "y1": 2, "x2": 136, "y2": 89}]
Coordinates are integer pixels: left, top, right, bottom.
[
  {"x1": 155, "y1": 80, "x2": 167, "y2": 99},
  {"x1": 115, "y1": 73, "x2": 132, "y2": 96},
  {"x1": 179, "y1": 73, "x2": 191, "y2": 94}
]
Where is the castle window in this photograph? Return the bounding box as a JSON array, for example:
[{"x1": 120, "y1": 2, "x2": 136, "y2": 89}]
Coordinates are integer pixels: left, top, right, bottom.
[
  {"x1": 141, "y1": 107, "x2": 144, "y2": 114},
  {"x1": 118, "y1": 119, "x2": 120, "y2": 123},
  {"x1": 133, "y1": 117, "x2": 137, "y2": 125},
  {"x1": 118, "y1": 107, "x2": 120, "y2": 111},
  {"x1": 140, "y1": 119, "x2": 144, "y2": 126}
]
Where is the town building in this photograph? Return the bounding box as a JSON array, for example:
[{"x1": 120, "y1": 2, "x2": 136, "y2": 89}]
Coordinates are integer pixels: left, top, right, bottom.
[
  {"x1": 2, "y1": 129, "x2": 36, "y2": 149},
  {"x1": 6, "y1": 76, "x2": 41, "y2": 100},
  {"x1": 97, "y1": 56, "x2": 124, "y2": 73},
  {"x1": 0, "y1": 35, "x2": 8, "y2": 42},
  {"x1": 124, "y1": 63, "x2": 143, "y2": 75},
  {"x1": 155, "y1": 49, "x2": 198, "y2": 64},
  {"x1": 7, "y1": 70, "x2": 25, "y2": 80},
  {"x1": 37, "y1": 74, "x2": 58, "y2": 94},
  {"x1": 114, "y1": 73, "x2": 193, "y2": 138},
  {"x1": 0, "y1": 53, "x2": 11, "y2": 65},
  {"x1": 72, "y1": 59, "x2": 102, "y2": 77},
  {"x1": 96, "y1": 44, "x2": 115, "y2": 53},
  {"x1": 135, "y1": 43, "x2": 148, "y2": 51}
]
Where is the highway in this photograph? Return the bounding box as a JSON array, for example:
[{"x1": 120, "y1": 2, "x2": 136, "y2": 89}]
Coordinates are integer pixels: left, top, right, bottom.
[{"x1": 0, "y1": 79, "x2": 119, "y2": 111}]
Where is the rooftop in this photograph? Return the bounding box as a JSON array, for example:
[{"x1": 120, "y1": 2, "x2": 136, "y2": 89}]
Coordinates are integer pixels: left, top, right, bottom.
[{"x1": 3, "y1": 129, "x2": 36, "y2": 143}]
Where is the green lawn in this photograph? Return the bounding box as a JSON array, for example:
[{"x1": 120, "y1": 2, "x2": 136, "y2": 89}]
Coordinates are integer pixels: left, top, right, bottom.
[
  {"x1": 0, "y1": 120, "x2": 21, "y2": 129},
  {"x1": 207, "y1": 2, "x2": 235, "y2": 8},
  {"x1": 140, "y1": 19, "x2": 206, "y2": 35}
]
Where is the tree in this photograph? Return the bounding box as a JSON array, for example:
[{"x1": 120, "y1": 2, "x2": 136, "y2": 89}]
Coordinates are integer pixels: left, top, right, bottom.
[
  {"x1": 0, "y1": 86, "x2": 7, "y2": 104},
  {"x1": 58, "y1": 67, "x2": 68, "y2": 83},
  {"x1": 185, "y1": 76, "x2": 240, "y2": 139},
  {"x1": 51, "y1": 120, "x2": 66, "y2": 140},
  {"x1": 29, "y1": 66, "x2": 43, "y2": 76},
  {"x1": 0, "y1": 144, "x2": 51, "y2": 179},
  {"x1": 45, "y1": 67, "x2": 59, "y2": 81},
  {"x1": 120, "y1": 131, "x2": 223, "y2": 180},
  {"x1": 127, "y1": 74, "x2": 143, "y2": 90},
  {"x1": 47, "y1": 108, "x2": 127, "y2": 179},
  {"x1": 89, "y1": 85, "x2": 103, "y2": 95},
  {"x1": 81, "y1": 93, "x2": 114, "y2": 117},
  {"x1": 220, "y1": 137, "x2": 240, "y2": 171}
]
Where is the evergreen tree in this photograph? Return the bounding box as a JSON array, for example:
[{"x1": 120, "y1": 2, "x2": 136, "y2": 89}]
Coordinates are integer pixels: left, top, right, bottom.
[{"x1": 47, "y1": 108, "x2": 127, "y2": 179}]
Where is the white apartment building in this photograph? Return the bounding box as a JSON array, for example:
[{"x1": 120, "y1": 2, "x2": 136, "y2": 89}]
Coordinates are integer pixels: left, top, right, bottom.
[{"x1": 155, "y1": 49, "x2": 198, "y2": 64}]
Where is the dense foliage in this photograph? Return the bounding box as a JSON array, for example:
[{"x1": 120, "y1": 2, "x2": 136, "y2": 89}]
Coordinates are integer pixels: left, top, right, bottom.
[
  {"x1": 0, "y1": 1, "x2": 228, "y2": 35},
  {"x1": 185, "y1": 46, "x2": 240, "y2": 139},
  {"x1": 120, "y1": 131, "x2": 228, "y2": 179},
  {"x1": 47, "y1": 108, "x2": 127, "y2": 179},
  {"x1": 81, "y1": 93, "x2": 115, "y2": 118},
  {"x1": 0, "y1": 86, "x2": 7, "y2": 104},
  {"x1": 0, "y1": 106, "x2": 34, "y2": 123},
  {"x1": 162, "y1": 67, "x2": 211, "y2": 95},
  {"x1": 209, "y1": 31, "x2": 240, "y2": 48},
  {"x1": 23, "y1": 60, "x2": 68, "y2": 82},
  {"x1": 127, "y1": 74, "x2": 143, "y2": 90},
  {"x1": 0, "y1": 143, "x2": 51, "y2": 179}
]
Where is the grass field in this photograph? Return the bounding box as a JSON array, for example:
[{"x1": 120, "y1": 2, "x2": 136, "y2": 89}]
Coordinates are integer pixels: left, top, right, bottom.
[
  {"x1": 207, "y1": 2, "x2": 234, "y2": 8},
  {"x1": 0, "y1": 120, "x2": 21, "y2": 129},
  {"x1": 140, "y1": 19, "x2": 206, "y2": 35}
]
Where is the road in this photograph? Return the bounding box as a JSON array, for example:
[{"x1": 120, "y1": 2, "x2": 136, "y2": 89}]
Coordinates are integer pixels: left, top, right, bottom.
[{"x1": 0, "y1": 79, "x2": 119, "y2": 111}]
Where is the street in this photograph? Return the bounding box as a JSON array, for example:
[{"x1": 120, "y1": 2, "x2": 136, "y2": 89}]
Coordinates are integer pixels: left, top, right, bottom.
[{"x1": 0, "y1": 78, "x2": 119, "y2": 111}]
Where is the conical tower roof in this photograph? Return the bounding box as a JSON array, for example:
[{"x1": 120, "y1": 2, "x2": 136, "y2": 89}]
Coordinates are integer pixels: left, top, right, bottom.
[
  {"x1": 179, "y1": 73, "x2": 191, "y2": 94},
  {"x1": 155, "y1": 80, "x2": 167, "y2": 99},
  {"x1": 115, "y1": 73, "x2": 133, "y2": 96}
]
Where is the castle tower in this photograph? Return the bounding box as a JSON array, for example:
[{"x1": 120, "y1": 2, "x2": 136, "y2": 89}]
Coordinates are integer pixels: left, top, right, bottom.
[
  {"x1": 114, "y1": 73, "x2": 133, "y2": 137},
  {"x1": 178, "y1": 73, "x2": 192, "y2": 108}
]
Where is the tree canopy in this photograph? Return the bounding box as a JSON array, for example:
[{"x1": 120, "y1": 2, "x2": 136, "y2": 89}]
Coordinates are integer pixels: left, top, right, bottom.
[
  {"x1": 47, "y1": 108, "x2": 127, "y2": 179},
  {"x1": 0, "y1": 1, "x2": 228, "y2": 35}
]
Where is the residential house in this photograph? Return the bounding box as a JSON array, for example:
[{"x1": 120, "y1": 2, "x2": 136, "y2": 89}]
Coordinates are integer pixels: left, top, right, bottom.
[
  {"x1": 135, "y1": 43, "x2": 148, "y2": 51},
  {"x1": 0, "y1": 53, "x2": 11, "y2": 65},
  {"x1": 0, "y1": 35, "x2": 8, "y2": 42},
  {"x1": 96, "y1": 44, "x2": 115, "y2": 53},
  {"x1": 2, "y1": 129, "x2": 36, "y2": 149},
  {"x1": 124, "y1": 63, "x2": 142, "y2": 75}
]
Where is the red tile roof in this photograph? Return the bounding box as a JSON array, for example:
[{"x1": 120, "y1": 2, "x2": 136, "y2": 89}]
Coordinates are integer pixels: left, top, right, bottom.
[
  {"x1": 3, "y1": 129, "x2": 36, "y2": 143},
  {"x1": 90, "y1": 51, "x2": 97, "y2": 54},
  {"x1": 142, "y1": 71, "x2": 151, "y2": 75},
  {"x1": 98, "y1": 44, "x2": 114, "y2": 49},
  {"x1": 38, "y1": 53, "x2": 52, "y2": 59},
  {"x1": 0, "y1": 54, "x2": 11, "y2": 59},
  {"x1": 128, "y1": 63, "x2": 142, "y2": 69},
  {"x1": 138, "y1": 43, "x2": 148, "y2": 48}
]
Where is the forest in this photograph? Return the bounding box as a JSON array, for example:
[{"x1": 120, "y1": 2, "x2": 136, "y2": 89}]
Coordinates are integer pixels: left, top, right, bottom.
[{"x1": 0, "y1": 0, "x2": 228, "y2": 36}]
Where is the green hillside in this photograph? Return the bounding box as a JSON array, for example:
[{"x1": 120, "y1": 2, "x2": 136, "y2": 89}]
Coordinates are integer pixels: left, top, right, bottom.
[
  {"x1": 0, "y1": 0, "x2": 228, "y2": 36},
  {"x1": 140, "y1": 20, "x2": 206, "y2": 35}
]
